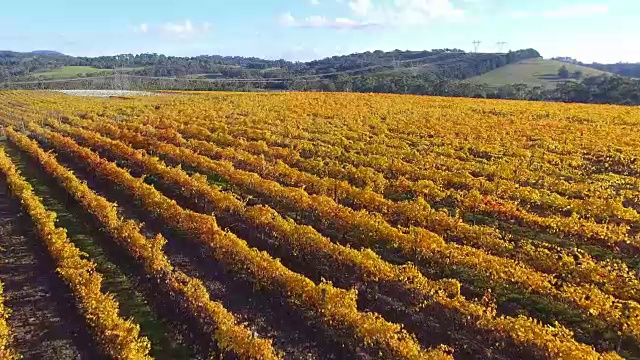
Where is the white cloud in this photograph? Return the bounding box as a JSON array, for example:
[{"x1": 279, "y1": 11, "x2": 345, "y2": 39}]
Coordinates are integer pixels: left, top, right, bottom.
[
  {"x1": 279, "y1": 0, "x2": 465, "y2": 30},
  {"x1": 305, "y1": 15, "x2": 328, "y2": 27},
  {"x1": 162, "y1": 20, "x2": 195, "y2": 35},
  {"x1": 279, "y1": 12, "x2": 378, "y2": 29},
  {"x1": 132, "y1": 20, "x2": 211, "y2": 37},
  {"x1": 508, "y1": 4, "x2": 608, "y2": 20},
  {"x1": 542, "y1": 4, "x2": 608, "y2": 18},
  {"x1": 278, "y1": 12, "x2": 297, "y2": 26},
  {"x1": 132, "y1": 23, "x2": 148, "y2": 33},
  {"x1": 509, "y1": 11, "x2": 530, "y2": 19},
  {"x1": 350, "y1": 0, "x2": 465, "y2": 26},
  {"x1": 310, "y1": 0, "x2": 320, "y2": 5},
  {"x1": 349, "y1": 0, "x2": 372, "y2": 16}
]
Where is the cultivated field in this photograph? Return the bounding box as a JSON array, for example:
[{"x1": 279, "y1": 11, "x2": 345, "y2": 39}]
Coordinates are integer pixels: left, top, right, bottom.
[
  {"x1": 0, "y1": 90, "x2": 639, "y2": 359},
  {"x1": 469, "y1": 58, "x2": 609, "y2": 88},
  {"x1": 27, "y1": 66, "x2": 113, "y2": 79},
  {"x1": 27, "y1": 66, "x2": 141, "y2": 80}
]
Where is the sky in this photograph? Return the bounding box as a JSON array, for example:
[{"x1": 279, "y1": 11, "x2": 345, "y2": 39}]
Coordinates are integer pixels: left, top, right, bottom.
[{"x1": 1, "y1": 0, "x2": 639, "y2": 63}]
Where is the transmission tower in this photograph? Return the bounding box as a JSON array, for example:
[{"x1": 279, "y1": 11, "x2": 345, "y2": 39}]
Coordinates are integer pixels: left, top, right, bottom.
[
  {"x1": 122, "y1": 54, "x2": 131, "y2": 90},
  {"x1": 496, "y1": 41, "x2": 507, "y2": 52},
  {"x1": 113, "y1": 54, "x2": 131, "y2": 90},
  {"x1": 472, "y1": 40, "x2": 482, "y2": 53}
]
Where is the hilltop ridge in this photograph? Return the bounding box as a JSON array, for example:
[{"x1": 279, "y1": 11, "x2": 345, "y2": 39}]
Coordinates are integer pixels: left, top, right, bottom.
[{"x1": 1, "y1": 48, "x2": 540, "y2": 82}]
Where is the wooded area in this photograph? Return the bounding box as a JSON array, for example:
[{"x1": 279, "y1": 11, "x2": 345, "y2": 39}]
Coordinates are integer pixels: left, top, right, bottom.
[{"x1": 2, "y1": 49, "x2": 640, "y2": 105}]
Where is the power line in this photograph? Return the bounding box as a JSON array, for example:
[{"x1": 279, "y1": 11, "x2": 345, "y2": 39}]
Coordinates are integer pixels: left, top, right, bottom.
[
  {"x1": 3, "y1": 52, "x2": 451, "y2": 87},
  {"x1": 496, "y1": 41, "x2": 507, "y2": 52},
  {"x1": 472, "y1": 40, "x2": 482, "y2": 53},
  {"x1": 2, "y1": 51, "x2": 484, "y2": 89}
]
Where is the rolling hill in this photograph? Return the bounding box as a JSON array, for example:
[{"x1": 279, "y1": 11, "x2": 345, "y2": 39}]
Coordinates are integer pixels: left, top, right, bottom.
[
  {"x1": 1, "y1": 48, "x2": 541, "y2": 82},
  {"x1": 4, "y1": 49, "x2": 637, "y2": 106},
  {"x1": 468, "y1": 58, "x2": 610, "y2": 88},
  {"x1": 30, "y1": 50, "x2": 65, "y2": 56}
]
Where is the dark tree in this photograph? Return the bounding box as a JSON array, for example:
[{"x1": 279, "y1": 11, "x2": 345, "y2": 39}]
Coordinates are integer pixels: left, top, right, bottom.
[{"x1": 558, "y1": 65, "x2": 570, "y2": 79}]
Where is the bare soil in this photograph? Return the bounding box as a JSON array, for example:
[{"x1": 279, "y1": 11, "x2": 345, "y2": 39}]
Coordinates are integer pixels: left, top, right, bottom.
[{"x1": 0, "y1": 180, "x2": 103, "y2": 360}]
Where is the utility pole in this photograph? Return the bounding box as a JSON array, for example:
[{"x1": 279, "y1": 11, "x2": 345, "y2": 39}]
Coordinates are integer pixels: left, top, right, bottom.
[
  {"x1": 496, "y1": 41, "x2": 507, "y2": 52},
  {"x1": 472, "y1": 40, "x2": 481, "y2": 53}
]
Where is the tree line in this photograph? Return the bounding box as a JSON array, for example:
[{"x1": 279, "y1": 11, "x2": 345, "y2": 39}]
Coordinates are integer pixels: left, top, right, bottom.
[
  {"x1": 1, "y1": 49, "x2": 540, "y2": 82},
  {"x1": 5, "y1": 71, "x2": 638, "y2": 106},
  {"x1": 284, "y1": 73, "x2": 640, "y2": 105},
  {"x1": 552, "y1": 57, "x2": 640, "y2": 78},
  {"x1": 2, "y1": 49, "x2": 638, "y2": 106}
]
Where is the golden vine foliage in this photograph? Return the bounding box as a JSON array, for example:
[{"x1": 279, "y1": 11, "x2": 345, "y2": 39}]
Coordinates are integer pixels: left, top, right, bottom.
[
  {"x1": 72, "y1": 117, "x2": 640, "y2": 347},
  {"x1": 94, "y1": 118, "x2": 640, "y2": 304},
  {"x1": 4, "y1": 127, "x2": 280, "y2": 360},
  {"x1": 25, "y1": 123, "x2": 452, "y2": 360},
  {"x1": 0, "y1": 143, "x2": 152, "y2": 360},
  {"x1": 0, "y1": 280, "x2": 17, "y2": 360},
  {"x1": 48, "y1": 118, "x2": 621, "y2": 359},
  {"x1": 1, "y1": 90, "x2": 640, "y2": 359}
]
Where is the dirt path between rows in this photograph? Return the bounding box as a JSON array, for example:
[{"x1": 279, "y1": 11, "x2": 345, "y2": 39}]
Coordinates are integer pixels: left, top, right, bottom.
[{"x1": 0, "y1": 180, "x2": 102, "y2": 360}]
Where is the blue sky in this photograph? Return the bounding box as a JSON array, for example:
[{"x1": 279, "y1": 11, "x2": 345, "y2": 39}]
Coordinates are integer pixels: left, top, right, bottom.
[{"x1": 1, "y1": 0, "x2": 639, "y2": 63}]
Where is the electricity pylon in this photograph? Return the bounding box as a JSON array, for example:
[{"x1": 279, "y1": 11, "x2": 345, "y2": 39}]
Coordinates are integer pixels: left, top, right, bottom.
[{"x1": 472, "y1": 40, "x2": 481, "y2": 53}]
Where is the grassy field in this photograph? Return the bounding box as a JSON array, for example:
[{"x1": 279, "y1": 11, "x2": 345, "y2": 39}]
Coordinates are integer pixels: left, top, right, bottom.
[
  {"x1": 30, "y1": 66, "x2": 113, "y2": 79},
  {"x1": 30, "y1": 66, "x2": 142, "y2": 79},
  {"x1": 468, "y1": 58, "x2": 609, "y2": 88}
]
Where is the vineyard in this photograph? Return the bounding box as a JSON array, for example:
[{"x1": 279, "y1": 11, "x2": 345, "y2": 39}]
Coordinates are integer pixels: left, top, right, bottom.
[{"x1": 0, "y1": 91, "x2": 638, "y2": 360}]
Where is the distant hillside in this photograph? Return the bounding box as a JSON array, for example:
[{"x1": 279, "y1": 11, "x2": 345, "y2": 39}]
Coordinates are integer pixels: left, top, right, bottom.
[
  {"x1": 552, "y1": 57, "x2": 640, "y2": 78},
  {"x1": 3, "y1": 50, "x2": 639, "y2": 106},
  {"x1": 373, "y1": 51, "x2": 540, "y2": 79},
  {"x1": 468, "y1": 58, "x2": 610, "y2": 89},
  {"x1": 295, "y1": 48, "x2": 541, "y2": 79},
  {"x1": 30, "y1": 50, "x2": 65, "y2": 56},
  {"x1": 578, "y1": 63, "x2": 640, "y2": 78},
  {"x1": 0, "y1": 48, "x2": 540, "y2": 82}
]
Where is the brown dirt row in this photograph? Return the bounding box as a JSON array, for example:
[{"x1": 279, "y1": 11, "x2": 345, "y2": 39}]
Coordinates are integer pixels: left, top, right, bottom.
[{"x1": 0, "y1": 178, "x2": 103, "y2": 360}]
